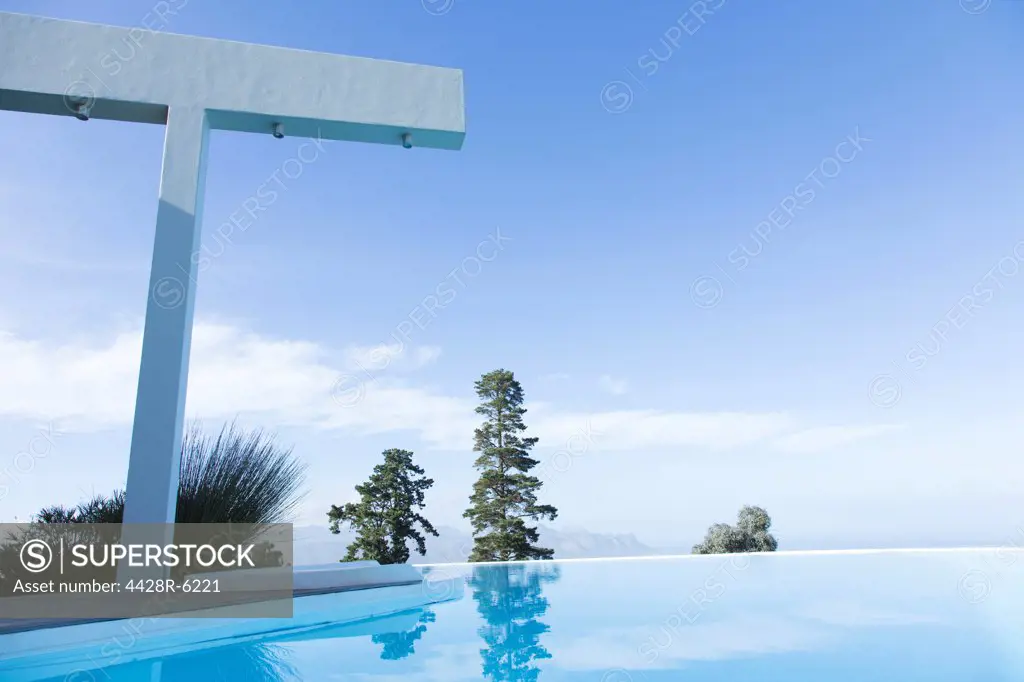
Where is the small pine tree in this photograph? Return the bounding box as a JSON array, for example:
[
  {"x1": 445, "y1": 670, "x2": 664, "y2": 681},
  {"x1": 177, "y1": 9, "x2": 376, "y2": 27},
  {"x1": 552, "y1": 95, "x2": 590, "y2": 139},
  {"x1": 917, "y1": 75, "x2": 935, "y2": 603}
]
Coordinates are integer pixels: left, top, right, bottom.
[
  {"x1": 328, "y1": 449, "x2": 439, "y2": 565},
  {"x1": 464, "y1": 369, "x2": 558, "y2": 562}
]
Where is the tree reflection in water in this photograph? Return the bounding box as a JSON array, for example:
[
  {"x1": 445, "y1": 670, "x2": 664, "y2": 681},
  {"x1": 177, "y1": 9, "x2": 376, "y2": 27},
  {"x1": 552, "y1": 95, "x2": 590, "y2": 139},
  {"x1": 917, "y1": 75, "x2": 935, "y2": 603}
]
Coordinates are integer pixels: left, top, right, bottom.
[
  {"x1": 470, "y1": 563, "x2": 561, "y2": 681},
  {"x1": 36, "y1": 568, "x2": 561, "y2": 681},
  {"x1": 84, "y1": 641, "x2": 300, "y2": 681},
  {"x1": 374, "y1": 608, "x2": 438, "y2": 660},
  {"x1": 168, "y1": 643, "x2": 299, "y2": 680}
]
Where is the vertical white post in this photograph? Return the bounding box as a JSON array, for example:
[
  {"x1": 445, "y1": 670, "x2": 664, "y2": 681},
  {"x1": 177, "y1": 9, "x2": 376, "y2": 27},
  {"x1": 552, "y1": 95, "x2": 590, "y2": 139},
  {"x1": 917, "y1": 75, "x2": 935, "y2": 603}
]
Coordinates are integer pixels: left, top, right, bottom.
[{"x1": 122, "y1": 106, "x2": 209, "y2": 527}]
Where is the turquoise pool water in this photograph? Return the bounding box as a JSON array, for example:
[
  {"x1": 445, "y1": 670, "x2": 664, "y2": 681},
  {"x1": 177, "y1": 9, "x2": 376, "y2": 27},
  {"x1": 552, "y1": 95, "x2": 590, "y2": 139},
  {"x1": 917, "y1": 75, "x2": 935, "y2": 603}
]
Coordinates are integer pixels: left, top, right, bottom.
[{"x1": 4, "y1": 550, "x2": 1024, "y2": 681}]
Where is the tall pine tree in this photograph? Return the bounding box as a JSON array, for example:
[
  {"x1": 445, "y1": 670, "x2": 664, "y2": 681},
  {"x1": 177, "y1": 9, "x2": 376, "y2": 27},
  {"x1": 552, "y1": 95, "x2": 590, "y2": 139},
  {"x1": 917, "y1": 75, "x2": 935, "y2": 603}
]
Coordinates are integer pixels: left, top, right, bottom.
[
  {"x1": 328, "y1": 448, "x2": 438, "y2": 564},
  {"x1": 464, "y1": 369, "x2": 558, "y2": 562}
]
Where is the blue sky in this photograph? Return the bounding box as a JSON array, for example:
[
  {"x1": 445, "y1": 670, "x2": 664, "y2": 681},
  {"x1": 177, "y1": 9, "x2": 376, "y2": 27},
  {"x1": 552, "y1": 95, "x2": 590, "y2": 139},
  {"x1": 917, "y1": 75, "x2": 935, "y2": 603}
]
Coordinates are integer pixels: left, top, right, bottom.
[{"x1": 1, "y1": 0, "x2": 1023, "y2": 548}]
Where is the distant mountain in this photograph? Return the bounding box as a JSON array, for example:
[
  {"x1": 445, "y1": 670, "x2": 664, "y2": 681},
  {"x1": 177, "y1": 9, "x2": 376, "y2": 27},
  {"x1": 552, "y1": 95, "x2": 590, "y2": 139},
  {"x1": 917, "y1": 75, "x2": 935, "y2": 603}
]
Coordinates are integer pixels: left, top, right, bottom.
[
  {"x1": 536, "y1": 525, "x2": 656, "y2": 560},
  {"x1": 290, "y1": 524, "x2": 1012, "y2": 565},
  {"x1": 291, "y1": 524, "x2": 662, "y2": 565}
]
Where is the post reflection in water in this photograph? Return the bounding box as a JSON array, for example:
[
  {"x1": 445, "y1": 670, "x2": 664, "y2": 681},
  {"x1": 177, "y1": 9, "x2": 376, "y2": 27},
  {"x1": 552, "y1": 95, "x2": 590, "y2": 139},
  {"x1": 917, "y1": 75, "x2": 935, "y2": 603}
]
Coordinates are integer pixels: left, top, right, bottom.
[{"x1": 470, "y1": 564, "x2": 562, "y2": 681}]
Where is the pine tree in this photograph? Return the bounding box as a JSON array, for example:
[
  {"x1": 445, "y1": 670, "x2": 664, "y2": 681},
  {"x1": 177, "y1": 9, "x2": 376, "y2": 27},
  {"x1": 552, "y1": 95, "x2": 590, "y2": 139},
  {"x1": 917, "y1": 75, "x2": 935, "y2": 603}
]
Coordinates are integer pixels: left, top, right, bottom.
[
  {"x1": 464, "y1": 369, "x2": 558, "y2": 562},
  {"x1": 328, "y1": 449, "x2": 439, "y2": 565}
]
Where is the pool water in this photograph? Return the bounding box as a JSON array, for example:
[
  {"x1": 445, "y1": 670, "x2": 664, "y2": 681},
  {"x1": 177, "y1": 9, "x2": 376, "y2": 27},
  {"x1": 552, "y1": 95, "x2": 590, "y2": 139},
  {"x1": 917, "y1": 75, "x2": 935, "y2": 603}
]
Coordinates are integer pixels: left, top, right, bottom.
[{"x1": 5, "y1": 550, "x2": 1024, "y2": 681}]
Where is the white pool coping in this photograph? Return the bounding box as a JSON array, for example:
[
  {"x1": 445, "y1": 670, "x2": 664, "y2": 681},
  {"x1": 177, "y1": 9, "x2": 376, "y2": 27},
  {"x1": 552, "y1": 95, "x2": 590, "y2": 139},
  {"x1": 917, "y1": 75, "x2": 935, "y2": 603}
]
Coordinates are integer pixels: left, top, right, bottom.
[
  {"x1": 413, "y1": 546, "x2": 1024, "y2": 567},
  {"x1": 190, "y1": 560, "x2": 421, "y2": 593}
]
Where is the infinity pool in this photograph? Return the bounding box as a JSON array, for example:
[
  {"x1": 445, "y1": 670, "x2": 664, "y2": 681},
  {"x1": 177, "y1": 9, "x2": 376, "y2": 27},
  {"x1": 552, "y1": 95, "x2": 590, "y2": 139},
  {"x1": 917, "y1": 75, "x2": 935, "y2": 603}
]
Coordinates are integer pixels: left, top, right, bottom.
[{"x1": 3, "y1": 549, "x2": 1023, "y2": 681}]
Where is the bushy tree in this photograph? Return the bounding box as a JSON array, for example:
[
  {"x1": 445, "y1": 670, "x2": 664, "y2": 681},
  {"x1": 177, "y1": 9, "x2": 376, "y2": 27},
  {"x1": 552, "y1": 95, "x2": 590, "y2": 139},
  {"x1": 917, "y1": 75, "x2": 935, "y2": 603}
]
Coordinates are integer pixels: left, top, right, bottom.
[
  {"x1": 174, "y1": 422, "x2": 307, "y2": 525},
  {"x1": 692, "y1": 505, "x2": 778, "y2": 554},
  {"x1": 2, "y1": 423, "x2": 304, "y2": 589},
  {"x1": 736, "y1": 505, "x2": 778, "y2": 552},
  {"x1": 464, "y1": 369, "x2": 558, "y2": 562},
  {"x1": 328, "y1": 448, "x2": 438, "y2": 565},
  {"x1": 36, "y1": 491, "x2": 126, "y2": 524},
  {"x1": 31, "y1": 422, "x2": 307, "y2": 525}
]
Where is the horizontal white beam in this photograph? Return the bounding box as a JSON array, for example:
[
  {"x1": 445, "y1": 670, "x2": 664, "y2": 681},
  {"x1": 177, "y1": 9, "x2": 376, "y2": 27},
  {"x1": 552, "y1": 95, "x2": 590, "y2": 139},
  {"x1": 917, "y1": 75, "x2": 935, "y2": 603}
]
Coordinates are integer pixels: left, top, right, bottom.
[{"x1": 0, "y1": 12, "x2": 465, "y2": 150}]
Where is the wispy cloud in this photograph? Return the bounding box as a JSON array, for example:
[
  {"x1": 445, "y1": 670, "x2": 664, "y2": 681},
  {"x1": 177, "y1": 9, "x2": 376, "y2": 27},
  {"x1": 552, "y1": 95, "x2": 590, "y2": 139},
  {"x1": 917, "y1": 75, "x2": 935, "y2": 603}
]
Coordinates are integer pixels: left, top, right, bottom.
[
  {"x1": 555, "y1": 599, "x2": 944, "y2": 674},
  {"x1": 795, "y1": 600, "x2": 941, "y2": 626},
  {"x1": 0, "y1": 251, "x2": 147, "y2": 274},
  {"x1": 0, "y1": 321, "x2": 896, "y2": 454},
  {"x1": 598, "y1": 374, "x2": 629, "y2": 396},
  {"x1": 772, "y1": 425, "x2": 904, "y2": 454},
  {"x1": 532, "y1": 409, "x2": 797, "y2": 451},
  {"x1": 555, "y1": 616, "x2": 829, "y2": 671},
  {"x1": 344, "y1": 343, "x2": 441, "y2": 372}
]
